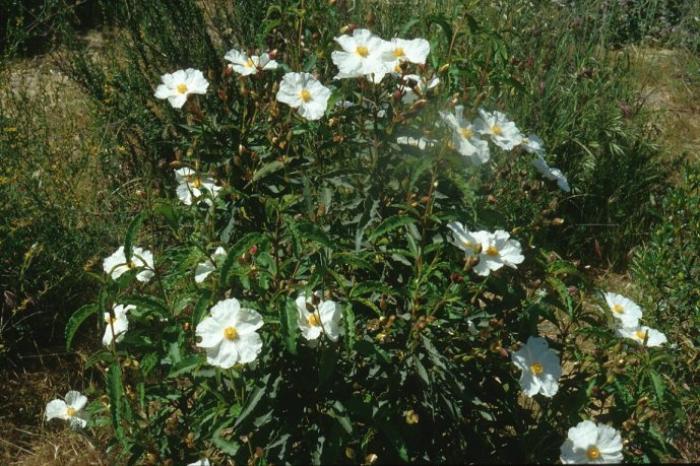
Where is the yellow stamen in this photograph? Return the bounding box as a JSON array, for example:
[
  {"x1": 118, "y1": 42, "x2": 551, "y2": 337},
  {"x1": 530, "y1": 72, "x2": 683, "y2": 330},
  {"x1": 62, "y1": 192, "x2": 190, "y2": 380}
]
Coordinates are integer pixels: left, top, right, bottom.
[
  {"x1": 485, "y1": 245, "x2": 499, "y2": 257},
  {"x1": 356, "y1": 45, "x2": 369, "y2": 57},
  {"x1": 530, "y1": 362, "x2": 544, "y2": 375},
  {"x1": 586, "y1": 446, "x2": 601, "y2": 460},
  {"x1": 394, "y1": 64, "x2": 402, "y2": 73},
  {"x1": 176, "y1": 83, "x2": 188, "y2": 94},
  {"x1": 635, "y1": 329, "x2": 648, "y2": 341},
  {"x1": 611, "y1": 304, "x2": 624, "y2": 314},
  {"x1": 66, "y1": 407, "x2": 77, "y2": 417},
  {"x1": 307, "y1": 313, "x2": 321, "y2": 327},
  {"x1": 126, "y1": 260, "x2": 136, "y2": 269},
  {"x1": 245, "y1": 58, "x2": 255, "y2": 68},
  {"x1": 190, "y1": 177, "x2": 202, "y2": 189},
  {"x1": 105, "y1": 315, "x2": 116, "y2": 325},
  {"x1": 460, "y1": 127, "x2": 474, "y2": 139},
  {"x1": 491, "y1": 124, "x2": 503, "y2": 136},
  {"x1": 393, "y1": 47, "x2": 405, "y2": 58},
  {"x1": 299, "y1": 89, "x2": 312, "y2": 103},
  {"x1": 223, "y1": 326, "x2": 239, "y2": 341}
]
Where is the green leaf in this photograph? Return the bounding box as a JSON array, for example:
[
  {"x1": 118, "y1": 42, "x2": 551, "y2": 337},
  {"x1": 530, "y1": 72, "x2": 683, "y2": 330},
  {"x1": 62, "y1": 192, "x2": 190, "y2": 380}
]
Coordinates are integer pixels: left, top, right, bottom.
[
  {"x1": 367, "y1": 215, "x2": 416, "y2": 242},
  {"x1": 234, "y1": 374, "x2": 270, "y2": 429},
  {"x1": 122, "y1": 295, "x2": 169, "y2": 318},
  {"x1": 281, "y1": 299, "x2": 299, "y2": 355},
  {"x1": 343, "y1": 304, "x2": 356, "y2": 351},
  {"x1": 65, "y1": 304, "x2": 98, "y2": 350},
  {"x1": 124, "y1": 211, "x2": 146, "y2": 261},
  {"x1": 192, "y1": 289, "x2": 212, "y2": 326},
  {"x1": 219, "y1": 232, "x2": 265, "y2": 287},
  {"x1": 167, "y1": 355, "x2": 204, "y2": 378},
  {"x1": 106, "y1": 362, "x2": 126, "y2": 444},
  {"x1": 212, "y1": 425, "x2": 241, "y2": 455},
  {"x1": 252, "y1": 160, "x2": 285, "y2": 182},
  {"x1": 649, "y1": 369, "x2": 665, "y2": 404},
  {"x1": 427, "y1": 14, "x2": 453, "y2": 45},
  {"x1": 296, "y1": 222, "x2": 334, "y2": 248}
]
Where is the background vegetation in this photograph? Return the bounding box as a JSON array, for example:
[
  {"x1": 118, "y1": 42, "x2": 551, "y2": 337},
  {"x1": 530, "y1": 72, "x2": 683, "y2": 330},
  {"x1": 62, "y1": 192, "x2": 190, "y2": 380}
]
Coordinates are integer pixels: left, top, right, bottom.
[{"x1": 1, "y1": 0, "x2": 698, "y2": 463}]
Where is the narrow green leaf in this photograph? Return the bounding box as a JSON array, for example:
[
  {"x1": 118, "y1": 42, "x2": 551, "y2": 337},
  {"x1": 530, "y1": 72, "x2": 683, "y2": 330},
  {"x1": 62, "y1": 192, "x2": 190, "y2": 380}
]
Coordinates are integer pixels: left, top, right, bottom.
[
  {"x1": 192, "y1": 289, "x2": 212, "y2": 326},
  {"x1": 367, "y1": 215, "x2": 415, "y2": 242},
  {"x1": 649, "y1": 369, "x2": 665, "y2": 404},
  {"x1": 65, "y1": 304, "x2": 98, "y2": 350},
  {"x1": 281, "y1": 299, "x2": 299, "y2": 355},
  {"x1": 124, "y1": 211, "x2": 146, "y2": 261},
  {"x1": 252, "y1": 160, "x2": 285, "y2": 182},
  {"x1": 106, "y1": 362, "x2": 126, "y2": 444},
  {"x1": 234, "y1": 374, "x2": 269, "y2": 429},
  {"x1": 219, "y1": 232, "x2": 264, "y2": 287}
]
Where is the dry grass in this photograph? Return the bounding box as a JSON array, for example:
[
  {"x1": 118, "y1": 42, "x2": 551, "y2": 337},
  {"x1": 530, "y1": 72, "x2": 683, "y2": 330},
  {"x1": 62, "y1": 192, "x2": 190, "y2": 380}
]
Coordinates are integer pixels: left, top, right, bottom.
[{"x1": 631, "y1": 46, "x2": 700, "y2": 167}]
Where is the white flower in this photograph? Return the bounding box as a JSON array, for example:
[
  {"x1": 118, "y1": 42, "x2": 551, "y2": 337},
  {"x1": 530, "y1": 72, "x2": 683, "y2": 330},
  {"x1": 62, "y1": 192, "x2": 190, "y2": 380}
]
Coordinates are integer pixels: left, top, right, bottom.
[
  {"x1": 295, "y1": 293, "x2": 342, "y2": 342},
  {"x1": 195, "y1": 246, "x2": 227, "y2": 283},
  {"x1": 440, "y1": 105, "x2": 490, "y2": 165},
  {"x1": 396, "y1": 135, "x2": 435, "y2": 150},
  {"x1": 400, "y1": 74, "x2": 440, "y2": 104},
  {"x1": 560, "y1": 420, "x2": 623, "y2": 464},
  {"x1": 195, "y1": 298, "x2": 263, "y2": 368},
  {"x1": 45, "y1": 391, "x2": 88, "y2": 429},
  {"x1": 154, "y1": 68, "x2": 209, "y2": 109},
  {"x1": 474, "y1": 108, "x2": 523, "y2": 150},
  {"x1": 187, "y1": 460, "x2": 210, "y2": 466},
  {"x1": 511, "y1": 336, "x2": 561, "y2": 397},
  {"x1": 224, "y1": 48, "x2": 278, "y2": 76},
  {"x1": 102, "y1": 304, "x2": 135, "y2": 346},
  {"x1": 381, "y1": 38, "x2": 431, "y2": 75},
  {"x1": 521, "y1": 134, "x2": 545, "y2": 155},
  {"x1": 174, "y1": 168, "x2": 222, "y2": 206},
  {"x1": 602, "y1": 292, "x2": 642, "y2": 328},
  {"x1": 276, "y1": 72, "x2": 331, "y2": 121},
  {"x1": 102, "y1": 245, "x2": 155, "y2": 283},
  {"x1": 532, "y1": 155, "x2": 571, "y2": 192},
  {"x1": 617, "y1": 325, "x2": 667, "y2": 347},
  {"x1": 447, "y1": 222, "x2": 524, "y2": 276},
  {"x1": 331, "y1": 28, "x2": 387, "y2": 83}
]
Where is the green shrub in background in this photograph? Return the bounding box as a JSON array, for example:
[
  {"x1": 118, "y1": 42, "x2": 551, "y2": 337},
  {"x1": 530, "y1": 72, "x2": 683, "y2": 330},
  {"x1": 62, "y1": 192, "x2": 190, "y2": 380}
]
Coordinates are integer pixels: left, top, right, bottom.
[{"x1": 43, "y1": 0, "x2": 688, "y2": 463}]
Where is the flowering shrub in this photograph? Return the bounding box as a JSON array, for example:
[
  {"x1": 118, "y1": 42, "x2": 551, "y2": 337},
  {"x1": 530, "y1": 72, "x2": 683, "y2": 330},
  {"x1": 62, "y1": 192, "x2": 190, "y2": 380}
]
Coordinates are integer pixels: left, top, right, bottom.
[{"x1": 47, "y1": 1, "x2": 683, "y2": 464}]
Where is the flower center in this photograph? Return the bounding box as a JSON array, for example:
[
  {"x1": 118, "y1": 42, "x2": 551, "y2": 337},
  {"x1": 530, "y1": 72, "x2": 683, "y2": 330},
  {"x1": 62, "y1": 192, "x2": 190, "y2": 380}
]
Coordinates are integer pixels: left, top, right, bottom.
[
  {"x1": 586, "y1": 445, "x2": 601, "y2": 460},
  {"x1": 307, "y1": 312, "x2": 321, "y2": 327},
  {"x1": 485, "y1": 245, "x2": 499, "y2": 257},
  {"x1": 460, "y1": 127, "x2": 474, "y2": 139},
  {"x1": 126, "y1": 259, "x2": 136, "y2": 269},
  {"x1": 66, "y1": 407, "x2": 77, "y2": 417},
  {"x1": 491, "y1": 124, "x2": 503, "y2": 136},
  {"x1": 105, "y1": 314, "x2": 116, "y2": 325},
  {"x1": 356, "y1": 45, "x2": 369, "y2": 57},
  {"x1": 393, "y1": 47, "x2": 405, "y2": 58},
  {"x1": 611, "y1": 304, "x2": 624, "y2": 314},
  {"x1": 223, "y1": 326, "x2": 239, "y2": 340},
  {"x1": 176, "y1": 83, "x2": 188, "y2": 94},
  {"x1": 299, "y1": 89, "x2": 312, "y2": 103},
  {"x1": 190, "y1": 177, "x2": 202, "y2": 189},
  {"x1": 245, "y1": 58, "x2": 255, "y2": 68},
  {"x1": 530, "y1": 362, "x2": 544, "y2": 375},
  {"x1": 635, "y1": 329, "x2": 648, "y2": 341}
]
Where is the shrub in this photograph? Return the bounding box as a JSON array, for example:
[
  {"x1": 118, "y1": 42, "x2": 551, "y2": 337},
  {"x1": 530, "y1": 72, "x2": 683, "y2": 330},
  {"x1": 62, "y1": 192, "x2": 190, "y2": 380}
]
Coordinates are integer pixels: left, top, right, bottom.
[{"x1": 52, "y1": 1, "x2": 682, "y2": 463}]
